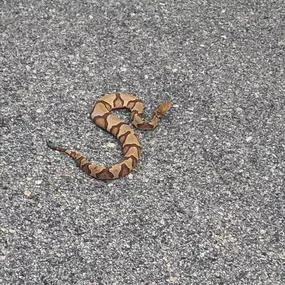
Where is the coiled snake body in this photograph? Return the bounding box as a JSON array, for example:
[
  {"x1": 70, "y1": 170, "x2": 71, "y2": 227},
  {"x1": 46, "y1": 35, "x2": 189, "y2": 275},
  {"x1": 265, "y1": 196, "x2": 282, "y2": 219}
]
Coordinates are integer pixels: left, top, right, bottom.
[{"x1": 47, "y1": 93, "x2": 172, "y2": 180}]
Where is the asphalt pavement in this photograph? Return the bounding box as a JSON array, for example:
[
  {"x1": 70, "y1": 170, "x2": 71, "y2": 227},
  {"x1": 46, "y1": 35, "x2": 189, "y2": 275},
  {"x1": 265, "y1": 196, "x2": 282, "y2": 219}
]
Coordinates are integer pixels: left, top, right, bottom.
[{"x1": 1, "y1": 0, "x2": 285, "y2": 284}]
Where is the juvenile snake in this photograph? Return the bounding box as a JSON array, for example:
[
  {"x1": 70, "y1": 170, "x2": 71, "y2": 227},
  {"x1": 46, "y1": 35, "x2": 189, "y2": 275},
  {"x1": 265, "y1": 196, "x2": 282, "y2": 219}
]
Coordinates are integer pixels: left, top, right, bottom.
[{"x1": 47, "y1": 93, "x2": 172, "y2": 179}]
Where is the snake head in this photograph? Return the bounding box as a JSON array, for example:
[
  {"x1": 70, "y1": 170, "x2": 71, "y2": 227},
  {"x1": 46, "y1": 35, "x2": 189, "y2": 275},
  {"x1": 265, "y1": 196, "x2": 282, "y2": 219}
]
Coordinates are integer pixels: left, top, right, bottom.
[{"x1": 156, "y1": 101, "x2": 172, "y2": 116}]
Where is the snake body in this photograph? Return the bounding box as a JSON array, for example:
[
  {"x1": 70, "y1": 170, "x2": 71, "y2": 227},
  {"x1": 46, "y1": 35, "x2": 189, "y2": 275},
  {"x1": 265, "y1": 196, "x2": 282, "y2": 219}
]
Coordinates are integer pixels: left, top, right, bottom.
[{"x1": 47, "y1": 93, "x2": 172, "y2": 180}]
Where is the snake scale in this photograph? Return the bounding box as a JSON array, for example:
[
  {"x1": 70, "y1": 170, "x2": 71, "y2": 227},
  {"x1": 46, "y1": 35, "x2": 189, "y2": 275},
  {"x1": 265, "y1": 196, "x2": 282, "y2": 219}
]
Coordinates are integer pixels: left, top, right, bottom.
[{"x1": 47, "y1": 93, "x2": 172, "y2": 179}]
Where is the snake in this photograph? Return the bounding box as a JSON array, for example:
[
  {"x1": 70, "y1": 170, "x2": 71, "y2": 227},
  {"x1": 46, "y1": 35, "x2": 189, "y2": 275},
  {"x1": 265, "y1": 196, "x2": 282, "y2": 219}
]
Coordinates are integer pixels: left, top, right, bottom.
[{"x1": 47, "y1": 93, "x2": 172, "y2": 180}]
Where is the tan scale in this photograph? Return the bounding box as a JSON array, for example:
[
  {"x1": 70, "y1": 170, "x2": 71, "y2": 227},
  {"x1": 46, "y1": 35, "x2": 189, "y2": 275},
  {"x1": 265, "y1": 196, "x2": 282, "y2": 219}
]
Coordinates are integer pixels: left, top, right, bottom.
[{"x1": 47, "y1": 93, "x2": 172, "y2": 180}]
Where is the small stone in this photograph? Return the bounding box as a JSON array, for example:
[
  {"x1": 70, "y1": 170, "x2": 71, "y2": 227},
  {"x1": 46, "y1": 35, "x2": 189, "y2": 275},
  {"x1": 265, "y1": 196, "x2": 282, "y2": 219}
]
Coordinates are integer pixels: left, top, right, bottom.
[
  {"x1": 167, "y1": 276, "x2": 178, "y2": 282},
  {"x1": 1, "y1": 228, "x2": 15, "y2": 233},
  {"x1": 83, "y1": 66, "x2": 89, "y2": 72},
  {"x1": 24, "y1": 190, "x2": 32, "y2": 197},
  {"x1": 106, "y1": 142, "x2": 116, "y2": 148},
  {"x1": 35, "y1": 180, "x2": 42, "y2": 185}
]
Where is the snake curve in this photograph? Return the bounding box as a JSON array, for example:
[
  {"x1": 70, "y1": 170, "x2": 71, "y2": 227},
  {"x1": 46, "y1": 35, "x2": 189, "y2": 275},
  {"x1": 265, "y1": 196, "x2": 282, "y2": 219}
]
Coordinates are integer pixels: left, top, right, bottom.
[{"x1": 47, "y1": 93, "x2": 172, "y2": 180}]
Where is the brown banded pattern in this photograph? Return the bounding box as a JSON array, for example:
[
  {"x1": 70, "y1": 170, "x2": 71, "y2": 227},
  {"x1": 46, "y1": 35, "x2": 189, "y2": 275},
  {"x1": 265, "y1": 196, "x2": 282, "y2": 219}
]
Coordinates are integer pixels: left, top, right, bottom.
[{"x1": 47, "y1": 93, "x2": 172, "y2": 179}]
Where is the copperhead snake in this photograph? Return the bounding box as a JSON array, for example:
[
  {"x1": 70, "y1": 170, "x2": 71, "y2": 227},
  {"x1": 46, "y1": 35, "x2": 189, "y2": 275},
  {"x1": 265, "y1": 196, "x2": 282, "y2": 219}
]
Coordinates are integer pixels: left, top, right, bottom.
[{"x1": 47, "y1": 93, "x2": 172, "y2": 180}]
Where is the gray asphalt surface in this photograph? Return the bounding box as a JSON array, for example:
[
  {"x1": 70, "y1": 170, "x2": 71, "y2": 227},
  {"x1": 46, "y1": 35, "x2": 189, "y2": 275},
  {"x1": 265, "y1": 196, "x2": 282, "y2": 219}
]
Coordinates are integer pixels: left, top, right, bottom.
[{"x1": 1, "y1": 0, "x2": 285, "y2": 284}]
